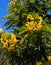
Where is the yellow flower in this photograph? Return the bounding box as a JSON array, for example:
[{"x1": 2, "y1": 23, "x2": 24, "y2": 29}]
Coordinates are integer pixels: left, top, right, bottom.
[
  {"x1": 8, "y1": 39, "x2": 13, "y2": 43},
  {"x1": 11, "y1": 33, "x2": 16, "y2": 39},
  {"x1": 11, "y1": 1, "x2": 16, "y2": 5},
  {"x1": 0, "y1": 38, "x2": 3, "y2": 43},
  {"x1": 27, "y1": 14, "x2": 34, "y2": 20},
  {"x1": 37, "y1": 24, "x2": 42, "y2": 31},
  {"x1": 26, "y1": 21, "x2": 42, "y2": 31},
  {"x1": 14, "y1": 39, "x2": 19, "y2": 44},
  {"x1": 38, "y1": 16, "x2": 43, "y2": 24},
  {"x1": 0, "y1": 28, "x2": 3, "y2": 33},
  {"x1": 36, "y1": 62, "x2": 42, "y2": 65},
  {"x1": 48, "y1": 56, "x2": 51, "y2": 61},
  {"x1": 34, "y1": 14, "x2": 43, "y2": 24},
  {"x1": 26, "y1": 21, "x2": 36, "y2": 31},
  {"x1": 3, "y1": 42, "x2": 8, "y2": 48},
  {"x1": 26, "y1": 13, "x2": 43, "y2": 31},
  {"x1": 8, "y1": 39, "x2": 19, "y2": 52},
  {"x1": 8, "y1": 44, "x2": 15, "y2": 52},
  {"x1": 34, "y1": 27, "x2": 37, "y2": 31},
  {"x1": 9, "y1": 38, "x2": 19, "y2": 44},
  {"x1": 13, "y1": 38, "x2": 17, "y2": 42}
]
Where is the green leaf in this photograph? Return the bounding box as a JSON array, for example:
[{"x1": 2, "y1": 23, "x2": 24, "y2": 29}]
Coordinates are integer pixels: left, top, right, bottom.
[
  {"x1": 42, "y1": 24, "x2": 51, "y2": 34},
  {"x1": 29, "y1": 0, "x2": 35, "y2": 3},
  {"x1": 18, "y1": 29, "x2": 28, "y2": 36},
  {"x1": 38, "y1": 1, "x2": 44, "y2": 5},
  {"x1": 47, "y1": 10, "x2": 51, "y2": 12},
  {"x1": 19, "y1": 33, "x2": 28, "y2": 44}
]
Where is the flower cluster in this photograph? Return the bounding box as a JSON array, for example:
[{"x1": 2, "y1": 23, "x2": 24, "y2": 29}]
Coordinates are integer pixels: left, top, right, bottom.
[
  {"x1": 0, "y1": 32, "x2": 19, "y2": 52},
  {"x1": 26, "y1": 14, "x2": 43, "y2": 31}
]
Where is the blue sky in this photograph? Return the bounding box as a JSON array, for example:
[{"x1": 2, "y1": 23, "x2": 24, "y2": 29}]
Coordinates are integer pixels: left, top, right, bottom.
[
  {"x1": 0, "y1": 0, "x2": 51, "y2": 32},
  {"x1": 0, "y1": 0, "x2": 11, "y2": 32}
]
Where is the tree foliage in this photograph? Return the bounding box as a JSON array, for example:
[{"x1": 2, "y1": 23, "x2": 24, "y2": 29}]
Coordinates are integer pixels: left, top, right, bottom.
[{"x1": 1, "y1": 0, "x2": 51, "y2": 65}]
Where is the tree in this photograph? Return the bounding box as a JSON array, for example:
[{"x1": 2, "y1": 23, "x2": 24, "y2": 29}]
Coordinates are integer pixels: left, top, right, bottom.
[{"x1": 2, "y1": 0, "x2": 51, "y2": 65}]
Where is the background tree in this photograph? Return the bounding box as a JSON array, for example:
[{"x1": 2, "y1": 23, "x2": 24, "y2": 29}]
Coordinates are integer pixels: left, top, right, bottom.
[{"x1": 2, "y1": 0, "x2": 51, "y2": 65}]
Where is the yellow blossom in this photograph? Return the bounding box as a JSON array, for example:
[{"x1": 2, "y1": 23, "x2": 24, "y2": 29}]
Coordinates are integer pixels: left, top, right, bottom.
[
  {"x1": 14, "y1": 39, "x2": 19, "y2": 44},
  {"x1": 0, "y1": 28, "x2": 3, "y2": 33},
  {"x1": 26, "y1": 21, "x2": 36, "y2": 31},
  {"x1": 8, "y1": 39, "x2": 13, "y2": 43},
  {"x1": 37, "y1": 24, "x2": 42, "y2": 31},
  {"x1": 11, "y1": 33, "x2": 16, "y2": 39},
  {"x1": 26, "y1": 13, "x2": 43, "y2": 31},
  {"x1": 3, "y1": 42, "x2": 8, "y2": 48},
  {"x1": 48, "y1": 56, "x2": 51, "y2": 61},
  {"x1": 9, "y1": 37, "x2": 19, "y2": 44},
  {"x1": 0, "y1": 32, "x2": 19, "y2": 52},
  {"x1": 8, "y1": 39, "x2": 19, "y2": 52},
  {"x1": 34, "y1": 14, "x2": 43, "y2": 24},
  {"x1": 34, "y1": 27, "x2": 37, "y2": 31},
  {"x1": 0, "y1": 38, "x2": 4, "y2": 43},
  {"x1": 27, "y1": 14, "x2": 34, "y2": 20},
  {"x1": 26, "y1": 21, "x2": 42, "y2": 31},
  {"x1": 11, "y1": 0, "x2": 16, "y2": 6},
  {"x1": 36, "y1": 62, "x2": 42, "y2": 65},
  {"x1": 8, "y1": 44, "x2": 15, "y2": 52},
  {"x1": 38, "y1": 16, "x2": 43, "y2": 24}
]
